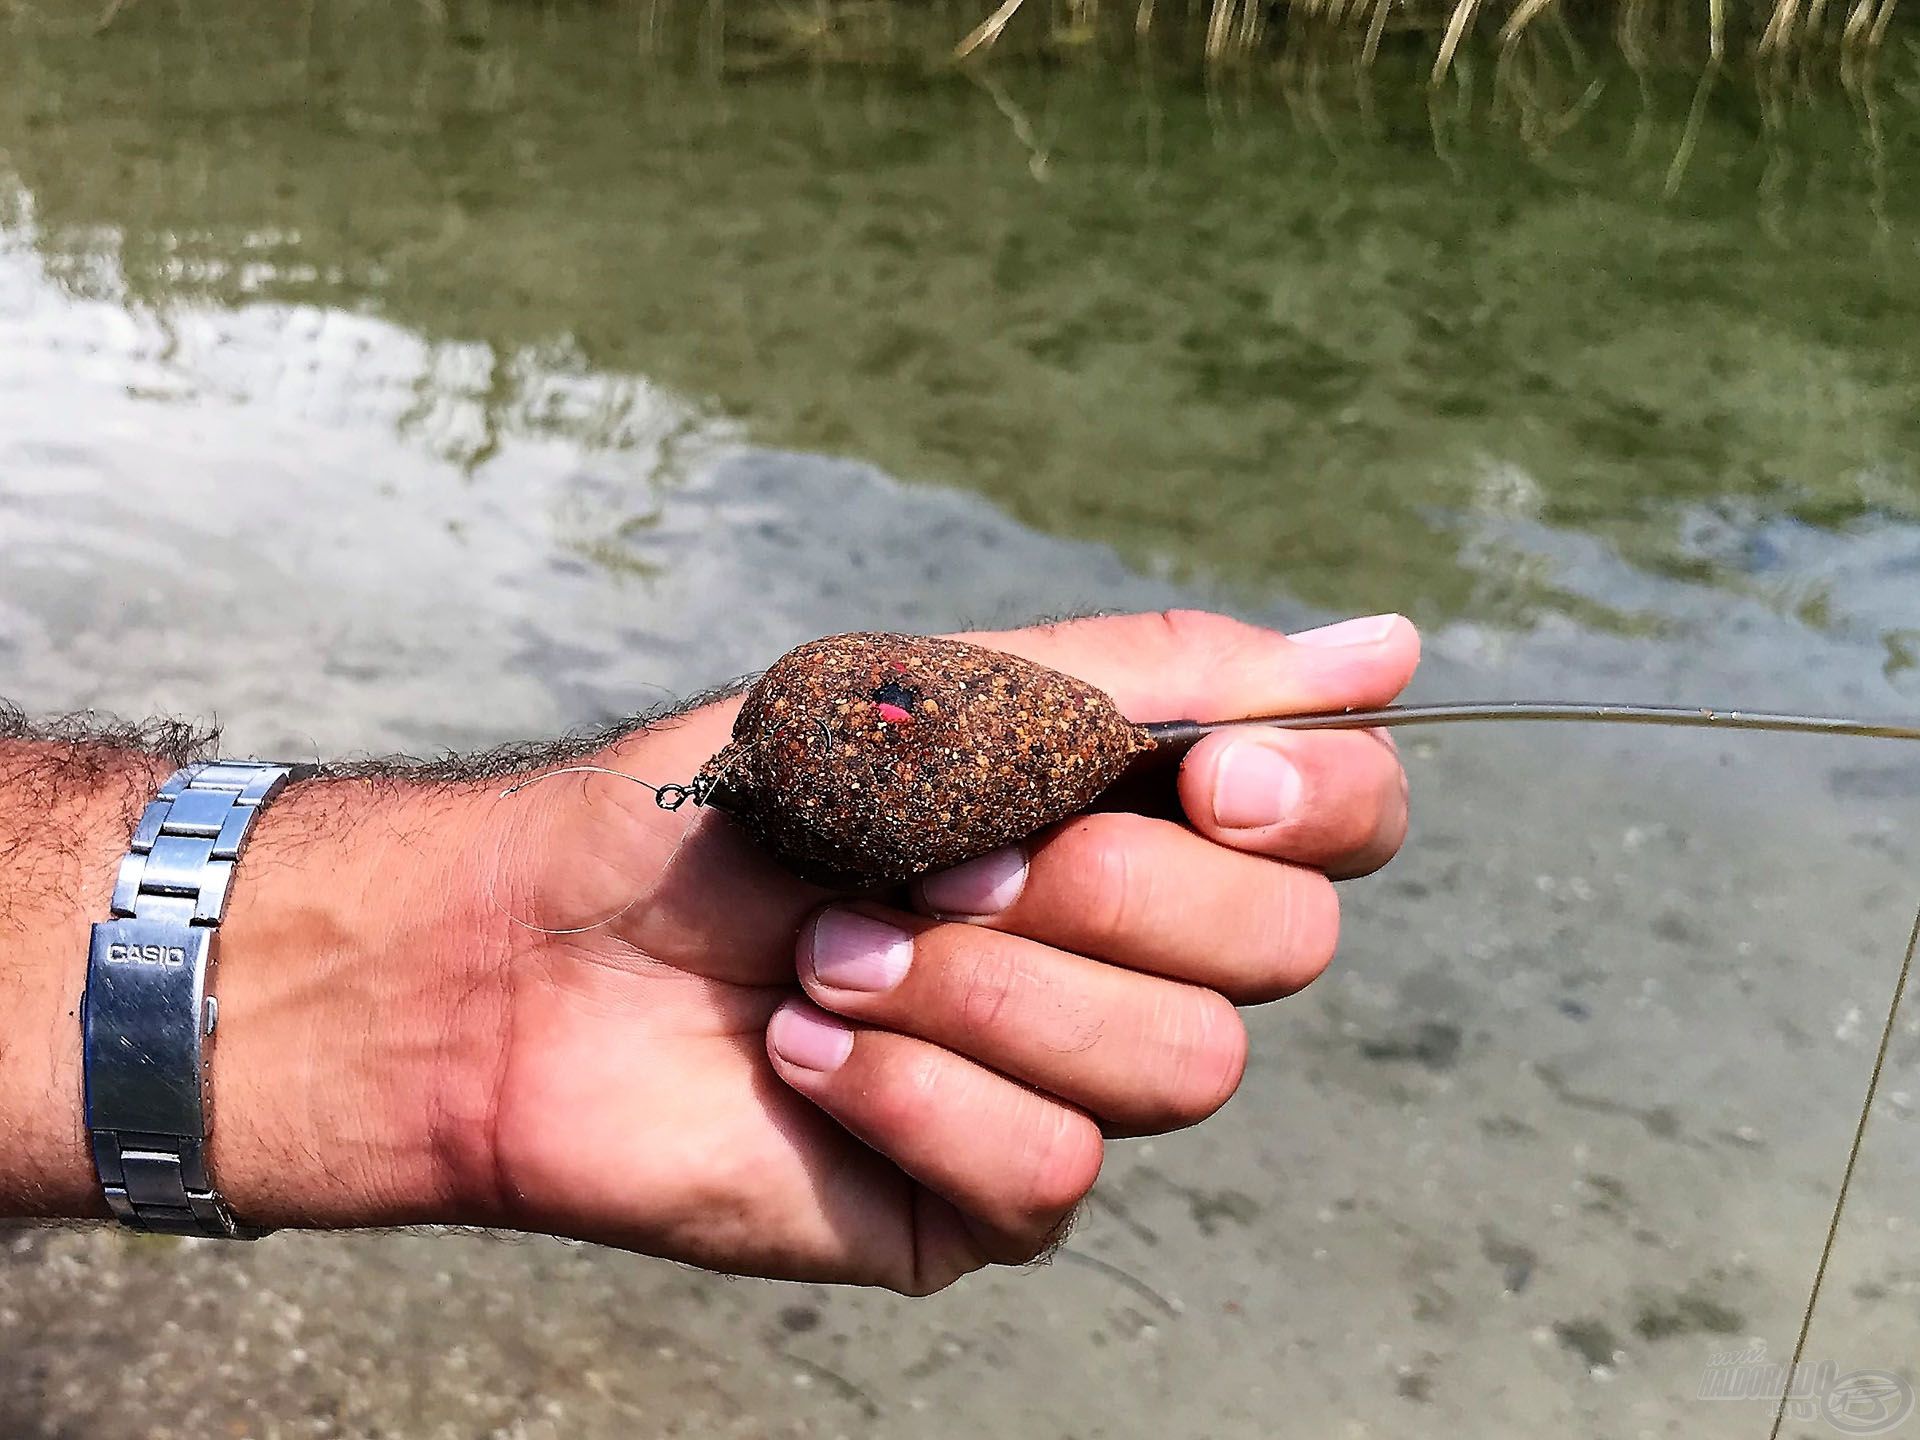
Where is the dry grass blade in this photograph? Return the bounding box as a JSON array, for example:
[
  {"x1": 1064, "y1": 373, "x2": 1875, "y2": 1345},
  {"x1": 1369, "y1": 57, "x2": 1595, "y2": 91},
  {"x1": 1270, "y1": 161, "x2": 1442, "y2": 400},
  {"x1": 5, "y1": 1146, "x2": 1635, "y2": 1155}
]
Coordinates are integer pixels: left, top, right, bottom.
[
  {"x1": 1205, "y1": 0, "x2": 1241, "y2": 61},
  {"x1": 1238, "y1": 0, "x2": 1266, "y2": 52},
  {"x1": 1615, "y1": 0, "x2": 1648, "y2": 62},
  {"x1": 954, "y1": 0, "x2": 1028, "y2": 58},
  {"x1": 1499, "y1": 0, "x2": 1559, "y2": 48},
  {"x1": 967, "y1": 65, "x2": 1055, "y2": 177},
  {"x1": 949, "y1": 0, "x2": 1896, "y2": 68},
  {"x1": 1431, "y1": 0, "x2": 1483, "y2": 82},
  {"x1": 1362, "y1": 0, "x2": 1392, "y2": 62},
  {"x1": 1760, "y1": 0, "x2": 1805, "y2": 53},
  {"x1": 1664, "y1": 59, "x2": 1719, "y2": 193},
  {"x1": 92, "y1": 0, "x2": 136, "y2": 32}
]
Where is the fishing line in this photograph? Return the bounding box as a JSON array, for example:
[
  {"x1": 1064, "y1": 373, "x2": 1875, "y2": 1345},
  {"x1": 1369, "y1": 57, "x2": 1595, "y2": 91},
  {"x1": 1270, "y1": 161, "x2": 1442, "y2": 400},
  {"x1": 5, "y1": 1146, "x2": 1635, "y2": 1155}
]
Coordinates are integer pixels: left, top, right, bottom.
[
  {"x1": 1766, "y1": 903, "x2": 1920, "y2": 1440},
  {"x1": 1140, "y1": 701, "x2": 1920, "y2": 748},
  {"x1": 499, "y1": 764, "x2": 696, "y2": 811},
  {"x1": 486, "y1": 717, "x2": 827, "y2": 936},
  {"x1": 486, "y1": 765, "x2": 704, "y2": 935},
  {"x1": 488, "y1": 700, "x2": 1920, "y2": 935}
]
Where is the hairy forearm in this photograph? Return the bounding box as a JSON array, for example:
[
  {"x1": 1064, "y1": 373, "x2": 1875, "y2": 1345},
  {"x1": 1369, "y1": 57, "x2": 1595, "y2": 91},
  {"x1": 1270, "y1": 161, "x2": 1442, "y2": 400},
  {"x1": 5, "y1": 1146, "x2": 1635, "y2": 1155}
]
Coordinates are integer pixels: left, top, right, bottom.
[
  {"x1": 0, "y1": 715, "x2": 521, "y2": 1228},
  {"x1": 0, "y1": 732, "x2": 179, "y2": 1215},
  {"x1": 0, "y1": 611, "x2": 1416, "y2": 1290}
]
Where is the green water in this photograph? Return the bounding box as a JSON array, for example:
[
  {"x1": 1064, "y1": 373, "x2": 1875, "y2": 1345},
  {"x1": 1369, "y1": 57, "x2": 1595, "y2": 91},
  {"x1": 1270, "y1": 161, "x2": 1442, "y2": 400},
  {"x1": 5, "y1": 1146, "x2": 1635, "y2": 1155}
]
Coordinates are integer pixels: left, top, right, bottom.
[
  {"x1": 8, "y1": 17, "x2": 1920, "y2": 1434},
  {"x1": 2, "y1": 2, "x2": 1917, "y2": 632}
]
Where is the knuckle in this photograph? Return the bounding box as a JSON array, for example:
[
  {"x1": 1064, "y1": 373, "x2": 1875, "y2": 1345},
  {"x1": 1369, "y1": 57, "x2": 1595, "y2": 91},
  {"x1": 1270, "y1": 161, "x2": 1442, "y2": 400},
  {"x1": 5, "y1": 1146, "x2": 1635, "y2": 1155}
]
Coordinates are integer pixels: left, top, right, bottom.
[
  {"x1": 1147, "y1": 609, "x2": 1254, "y2": 676},
  {"x1": 897, "y1": 1206, "x2": 983, "y2": 1296},
  {"x1": 866, "y1": 1048, "x2": 945, "y2": 1136},
  {"x1": 1285, "y1": 874, "x2": 1342, "y2": 989},
  {"x1": 1017, "y1": 1108, "x2": 1104, "y2": 1221},
  {"x1": 981, "y1": 1224, "x2": 1058, "y2": 1270},
  {"x1": 1184, "y1": 992, "x2": 1250, "y2": 1118},
  {"x1": 1241, "y1": 872, "x2": 1339, "y2": 1001},
  {"x1": 1001, "y1": 1205, "x2": 1081, "y2": 1267},
  {"x1": 1144, "y1": 989, "x2": 1248, "y2": 1129},
  {"x1": 896, "y1": 1262, "x2": 969, "y2": 1298},
  {"x1": 1148, "y1": 607, "x2": 1231, "y2": 647},
  {"x1": 1065, "y1": 814, "x2": 1156, "y2": 948}
]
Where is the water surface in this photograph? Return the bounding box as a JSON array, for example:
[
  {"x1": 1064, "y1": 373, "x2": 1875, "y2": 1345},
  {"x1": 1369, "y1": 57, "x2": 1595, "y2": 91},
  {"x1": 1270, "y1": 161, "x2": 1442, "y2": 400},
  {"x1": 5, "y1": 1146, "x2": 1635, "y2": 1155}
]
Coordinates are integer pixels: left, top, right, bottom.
[
  {"x1": 4, "y1": 7, "x2": 1920, "y2": 1439},
  {"x1": 5, "y1": 3, "x2": 1917, "y2": 642}
]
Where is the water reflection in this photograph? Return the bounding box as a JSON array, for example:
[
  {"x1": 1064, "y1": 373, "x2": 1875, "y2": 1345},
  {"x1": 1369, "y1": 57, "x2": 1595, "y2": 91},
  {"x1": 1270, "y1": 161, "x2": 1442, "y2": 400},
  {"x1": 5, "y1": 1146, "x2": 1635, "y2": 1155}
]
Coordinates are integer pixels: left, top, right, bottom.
[{"x1": 1, "y1": 2, "x2": 1915, "y2": 638}]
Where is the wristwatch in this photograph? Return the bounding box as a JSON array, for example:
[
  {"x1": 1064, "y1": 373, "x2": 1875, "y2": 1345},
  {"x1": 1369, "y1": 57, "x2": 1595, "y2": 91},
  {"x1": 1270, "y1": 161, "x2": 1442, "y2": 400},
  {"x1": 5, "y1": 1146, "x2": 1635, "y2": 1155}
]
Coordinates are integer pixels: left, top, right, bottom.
[{"x1": 82, "y1": 761, "x2": 302, "y2": 1239}]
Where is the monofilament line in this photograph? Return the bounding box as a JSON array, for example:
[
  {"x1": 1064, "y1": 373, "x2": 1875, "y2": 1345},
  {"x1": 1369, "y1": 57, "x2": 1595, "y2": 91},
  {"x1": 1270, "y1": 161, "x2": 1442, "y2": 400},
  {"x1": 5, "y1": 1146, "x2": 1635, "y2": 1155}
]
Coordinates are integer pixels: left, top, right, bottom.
[
  {"x1": 490, "y1": 764, "x2": 701, "y2": 935},
  {"x1": 1767, "y1": 904, "x2": 1920, "y2": 1440},
  {"x1": 1141, "y1": 702, "x2": 1920, "y2": 748}
]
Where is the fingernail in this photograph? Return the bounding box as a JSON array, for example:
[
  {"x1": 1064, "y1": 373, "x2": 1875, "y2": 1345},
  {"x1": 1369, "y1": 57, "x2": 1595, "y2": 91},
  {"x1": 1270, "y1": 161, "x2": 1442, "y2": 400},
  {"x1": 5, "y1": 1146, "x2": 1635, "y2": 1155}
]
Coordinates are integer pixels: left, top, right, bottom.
[
  {"x1": 768, "y1": 1003, "x2": 854, "y2": 1072},
  {"x1": 808, "y1": 908, "x2": 915, "y2": 992},
  {"x1": 1290, "y1": 613, "x2": 1400, "y2": 648},
  {"x1": 1210, "y1": 738, "x2": 1304, "y2": 830},
  {"x1": 918, "y1": 846, "x2": 1028, "y2": 918}
]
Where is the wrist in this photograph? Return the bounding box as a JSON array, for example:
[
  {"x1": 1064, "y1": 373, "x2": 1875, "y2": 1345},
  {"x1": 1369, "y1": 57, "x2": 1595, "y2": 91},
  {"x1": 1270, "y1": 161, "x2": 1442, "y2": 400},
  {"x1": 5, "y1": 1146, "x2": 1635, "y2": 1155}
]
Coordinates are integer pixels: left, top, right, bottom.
[
  {"x1": 205, "y1": 774, "x2": 517, "y2": 1230},
  {"x1": 0, "y1": 717, "x2": 702, "y2": 1236}
]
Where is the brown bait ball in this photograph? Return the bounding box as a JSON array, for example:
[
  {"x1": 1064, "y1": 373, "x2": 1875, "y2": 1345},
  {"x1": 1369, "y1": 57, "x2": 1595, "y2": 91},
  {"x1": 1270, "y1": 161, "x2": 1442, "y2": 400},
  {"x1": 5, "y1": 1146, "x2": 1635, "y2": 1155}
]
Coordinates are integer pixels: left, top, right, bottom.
[{"x1": 694, "y1": 631, "x2": 1153, "y2": 889}]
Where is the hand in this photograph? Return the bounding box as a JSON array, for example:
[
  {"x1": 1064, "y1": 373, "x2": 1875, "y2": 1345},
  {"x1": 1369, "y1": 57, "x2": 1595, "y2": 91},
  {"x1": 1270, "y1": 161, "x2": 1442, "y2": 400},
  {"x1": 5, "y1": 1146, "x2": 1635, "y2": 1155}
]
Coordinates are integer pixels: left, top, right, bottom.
[{"x1": 209, "y1": 610, "x2": 1417, "y2": 1292}]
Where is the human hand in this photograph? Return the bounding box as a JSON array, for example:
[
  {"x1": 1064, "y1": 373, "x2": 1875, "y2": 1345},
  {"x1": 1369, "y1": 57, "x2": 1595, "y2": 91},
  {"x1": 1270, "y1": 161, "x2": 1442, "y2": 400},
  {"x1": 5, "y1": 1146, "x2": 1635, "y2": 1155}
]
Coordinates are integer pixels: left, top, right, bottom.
[{"x1": 209, "y1": 610, "x2": 1417, "y2": 1292}]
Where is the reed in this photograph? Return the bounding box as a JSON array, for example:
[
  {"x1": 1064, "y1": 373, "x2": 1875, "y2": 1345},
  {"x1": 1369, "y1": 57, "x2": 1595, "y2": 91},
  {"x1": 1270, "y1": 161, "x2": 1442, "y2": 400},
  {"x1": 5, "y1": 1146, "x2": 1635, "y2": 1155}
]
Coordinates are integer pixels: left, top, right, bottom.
[
  {"x1": 64, "y1": 0, "x2": 1909, "y2": 75},
  {"x1": 946, "y1": 0, "x2": 1904, "y2": 74},
  {"x1": 682, "y1": 0, "x2": 1907, "y2": 90}
]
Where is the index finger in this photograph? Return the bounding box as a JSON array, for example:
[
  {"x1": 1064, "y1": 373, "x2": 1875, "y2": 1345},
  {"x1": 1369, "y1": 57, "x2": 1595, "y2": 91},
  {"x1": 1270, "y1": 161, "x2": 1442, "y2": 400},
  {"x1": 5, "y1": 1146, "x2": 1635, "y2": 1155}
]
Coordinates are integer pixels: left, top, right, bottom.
[{"x1": 958, "y1": 609, "x2": 1420, "y2": 724}]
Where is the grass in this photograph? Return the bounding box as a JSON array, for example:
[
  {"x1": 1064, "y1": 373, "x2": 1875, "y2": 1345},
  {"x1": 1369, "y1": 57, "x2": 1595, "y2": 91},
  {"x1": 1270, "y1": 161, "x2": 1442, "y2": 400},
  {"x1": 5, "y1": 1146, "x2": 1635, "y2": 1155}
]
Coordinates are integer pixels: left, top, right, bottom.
[
  {"x1": 947, "y1": 0, "x2": 1907, "y2": 71},
  {"x1": 690, "y1": 0, "x2": 1908, "y2": 75},
  {"x1": 70, "y1": 0, "x2": 1905, "y2": 83}
]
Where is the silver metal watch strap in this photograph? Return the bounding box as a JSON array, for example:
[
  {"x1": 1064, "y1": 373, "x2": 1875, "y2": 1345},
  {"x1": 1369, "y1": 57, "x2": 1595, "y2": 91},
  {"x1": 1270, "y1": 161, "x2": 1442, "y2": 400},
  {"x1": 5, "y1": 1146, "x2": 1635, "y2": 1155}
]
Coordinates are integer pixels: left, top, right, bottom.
[{"x1": 84, "y1": 761, "x2": 297, "y2": 1239}]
